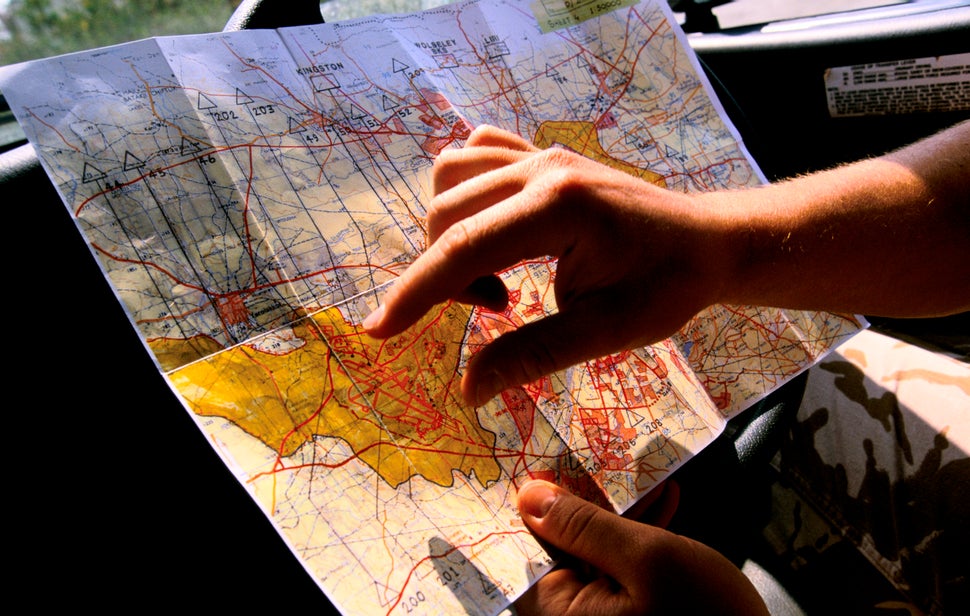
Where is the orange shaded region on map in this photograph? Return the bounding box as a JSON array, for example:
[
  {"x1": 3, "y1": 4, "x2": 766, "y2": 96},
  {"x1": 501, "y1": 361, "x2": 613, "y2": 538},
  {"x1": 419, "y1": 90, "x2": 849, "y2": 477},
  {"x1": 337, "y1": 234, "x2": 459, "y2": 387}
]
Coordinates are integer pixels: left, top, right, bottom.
[
  {"x1": 164, "y1": 302, "x2": 501, "y2": 488},
  {"x1": 534, "y1": 121, "x2": 666, "y2": 187},
  {"x1": 152, "y1": 335, "x2": 226, "y2": 372}
]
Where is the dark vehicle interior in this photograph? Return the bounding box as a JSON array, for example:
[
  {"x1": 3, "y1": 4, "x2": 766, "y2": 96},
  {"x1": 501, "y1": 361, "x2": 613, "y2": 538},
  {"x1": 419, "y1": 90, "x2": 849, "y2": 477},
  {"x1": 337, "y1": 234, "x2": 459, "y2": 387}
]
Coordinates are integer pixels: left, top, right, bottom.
[{"x1": 3, "y1": 0, "x2": 967, "y2": 613}]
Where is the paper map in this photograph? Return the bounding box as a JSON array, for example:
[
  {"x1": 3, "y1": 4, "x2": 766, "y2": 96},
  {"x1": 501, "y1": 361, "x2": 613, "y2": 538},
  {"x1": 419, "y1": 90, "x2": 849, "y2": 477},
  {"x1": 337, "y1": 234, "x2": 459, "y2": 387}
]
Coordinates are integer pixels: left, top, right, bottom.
[{"x1": 0, "y1": 0, "x2": 863, "y2": 613}]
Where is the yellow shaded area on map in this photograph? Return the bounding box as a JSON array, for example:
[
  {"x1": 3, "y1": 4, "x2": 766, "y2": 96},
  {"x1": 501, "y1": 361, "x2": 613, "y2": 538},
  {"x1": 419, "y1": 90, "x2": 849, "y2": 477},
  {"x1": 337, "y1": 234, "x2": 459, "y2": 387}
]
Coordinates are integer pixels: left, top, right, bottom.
[
  {"x1": 164, "y1": 302, "x2": 501, "y2": 489},
  {"x1": 534, "y1": 121, "x2": 666, "y2": 187},
  {"x1": 152, "y1": 335, "x2": 225, "y2": 372}
]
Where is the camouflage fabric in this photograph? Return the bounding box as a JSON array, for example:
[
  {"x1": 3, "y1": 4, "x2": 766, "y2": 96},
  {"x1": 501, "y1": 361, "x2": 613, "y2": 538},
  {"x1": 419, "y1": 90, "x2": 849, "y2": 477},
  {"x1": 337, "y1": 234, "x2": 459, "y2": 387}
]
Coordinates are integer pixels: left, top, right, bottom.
[{"x1": 762, "y1": 328, "x2": 969, "y2": 615}]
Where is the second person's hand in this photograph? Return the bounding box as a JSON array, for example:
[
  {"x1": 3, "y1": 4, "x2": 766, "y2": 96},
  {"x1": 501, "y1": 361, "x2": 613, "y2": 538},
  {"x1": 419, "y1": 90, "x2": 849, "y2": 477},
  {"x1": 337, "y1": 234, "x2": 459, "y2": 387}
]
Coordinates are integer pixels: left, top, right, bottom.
[{"x1": 512, "y1": 480, "x2": 769, "y2": 616}]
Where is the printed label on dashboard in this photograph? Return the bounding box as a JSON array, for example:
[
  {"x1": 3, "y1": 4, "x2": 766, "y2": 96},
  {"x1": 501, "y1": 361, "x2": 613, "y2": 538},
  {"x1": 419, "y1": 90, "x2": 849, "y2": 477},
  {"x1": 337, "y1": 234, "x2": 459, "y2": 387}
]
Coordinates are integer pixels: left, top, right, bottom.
[{"x1": 825, "y1": 52, "x2": 970, "y2": 117}]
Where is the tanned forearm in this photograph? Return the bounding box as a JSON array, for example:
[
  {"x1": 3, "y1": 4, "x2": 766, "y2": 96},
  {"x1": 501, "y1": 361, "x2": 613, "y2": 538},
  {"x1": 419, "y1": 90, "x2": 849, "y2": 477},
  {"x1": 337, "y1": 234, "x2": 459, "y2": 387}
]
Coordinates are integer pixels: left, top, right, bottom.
[{"x1": 705, "y1": 119, "x2": 970, "y2": 317}]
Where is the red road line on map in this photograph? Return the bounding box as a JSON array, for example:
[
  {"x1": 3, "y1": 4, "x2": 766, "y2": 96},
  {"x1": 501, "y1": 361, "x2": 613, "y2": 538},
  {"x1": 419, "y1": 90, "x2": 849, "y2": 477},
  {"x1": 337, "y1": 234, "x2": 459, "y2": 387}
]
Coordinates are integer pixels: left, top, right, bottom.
[
  {"x1": 383, "y1": 529, "x2": 533, "y2": 616},
  {"x1": 127, "y1": 261, "x2": 403, "y2": 329},
  {"x1": 275, "y1": 343, "x2": 340, "y2": 462}
]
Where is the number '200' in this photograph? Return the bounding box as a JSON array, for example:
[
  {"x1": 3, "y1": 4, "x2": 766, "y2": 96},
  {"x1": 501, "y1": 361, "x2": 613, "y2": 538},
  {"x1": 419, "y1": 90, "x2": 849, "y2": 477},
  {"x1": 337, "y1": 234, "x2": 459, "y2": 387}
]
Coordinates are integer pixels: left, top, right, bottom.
[{"x1": 400, "y1": 590, "x2": 426, "y2": 612}]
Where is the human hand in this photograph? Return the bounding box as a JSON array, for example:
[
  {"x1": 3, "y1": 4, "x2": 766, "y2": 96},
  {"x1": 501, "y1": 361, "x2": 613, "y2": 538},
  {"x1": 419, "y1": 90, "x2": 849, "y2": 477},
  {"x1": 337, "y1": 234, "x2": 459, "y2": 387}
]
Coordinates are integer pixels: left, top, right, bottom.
[
  {"x1": 513, "y1": 480, "x2": 768, "y2": 616},
  {"x1": 364, "y1": 125, "x2": 726, "y2": 405}
]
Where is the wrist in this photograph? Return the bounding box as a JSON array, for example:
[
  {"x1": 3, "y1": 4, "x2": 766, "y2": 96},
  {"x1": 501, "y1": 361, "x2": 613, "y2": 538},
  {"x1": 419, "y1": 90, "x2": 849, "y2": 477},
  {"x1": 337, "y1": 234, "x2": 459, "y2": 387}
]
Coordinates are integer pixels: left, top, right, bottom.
[{"x1": 686, "y1": 191, "x2": 757, "y2": 308}]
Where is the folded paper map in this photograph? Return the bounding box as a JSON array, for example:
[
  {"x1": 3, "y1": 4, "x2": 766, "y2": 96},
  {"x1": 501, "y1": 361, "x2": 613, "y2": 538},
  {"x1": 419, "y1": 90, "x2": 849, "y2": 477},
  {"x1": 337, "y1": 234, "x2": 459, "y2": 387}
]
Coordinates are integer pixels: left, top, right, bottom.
[{"x1": 0, "y1": 0, "x2": 864, "y2": 613}]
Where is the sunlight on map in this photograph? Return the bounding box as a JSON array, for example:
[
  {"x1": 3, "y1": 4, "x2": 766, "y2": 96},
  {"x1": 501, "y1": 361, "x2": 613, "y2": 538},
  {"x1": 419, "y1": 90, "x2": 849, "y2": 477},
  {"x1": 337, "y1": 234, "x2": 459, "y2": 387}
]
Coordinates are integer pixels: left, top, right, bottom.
[{"x1": 0, "y1": 0, "x2": 863, "y2": 613}]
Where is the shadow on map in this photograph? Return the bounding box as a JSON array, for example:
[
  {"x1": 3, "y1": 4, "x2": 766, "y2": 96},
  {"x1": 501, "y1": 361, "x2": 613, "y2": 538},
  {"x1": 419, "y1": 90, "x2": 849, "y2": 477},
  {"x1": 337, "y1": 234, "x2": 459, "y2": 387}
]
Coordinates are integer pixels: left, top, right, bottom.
[{"x1": 429, "y1": 536, "x2": 504, "y2": 615}]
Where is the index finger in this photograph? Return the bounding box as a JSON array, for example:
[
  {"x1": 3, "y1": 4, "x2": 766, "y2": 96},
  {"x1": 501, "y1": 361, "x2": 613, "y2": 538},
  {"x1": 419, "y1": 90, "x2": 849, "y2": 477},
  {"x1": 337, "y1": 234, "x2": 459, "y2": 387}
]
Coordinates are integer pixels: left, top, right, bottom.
[
  {"x1": 432, "y1": 125, "x2": 539, "y2": 196},
  {"x1": 363, "y1": 183, "x2": 569, "y2": 339},
  {"x1": 431, "y1": 145, "x2": 533, "y2": 223}
]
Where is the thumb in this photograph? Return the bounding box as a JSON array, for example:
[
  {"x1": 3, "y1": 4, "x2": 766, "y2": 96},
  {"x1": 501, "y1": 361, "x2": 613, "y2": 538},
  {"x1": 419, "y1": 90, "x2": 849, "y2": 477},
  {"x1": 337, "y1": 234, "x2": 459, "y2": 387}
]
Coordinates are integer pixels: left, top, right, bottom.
[
  {"x1": 460, "y1": 304, "x2": 621, "y2": 406},
  {"x1": 516, "y1": 480, "x2": 654, "y2": 583},
  {"x1": 516, "y1": 480, "x2": 770, "y2": 616}
]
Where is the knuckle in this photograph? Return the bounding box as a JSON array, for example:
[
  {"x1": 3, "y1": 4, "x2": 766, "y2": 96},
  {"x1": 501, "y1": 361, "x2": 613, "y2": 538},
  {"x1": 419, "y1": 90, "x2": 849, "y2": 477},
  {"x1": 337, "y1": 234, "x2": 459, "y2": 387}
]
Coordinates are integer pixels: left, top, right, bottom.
[
  {"x1": 435, "y1": 217, "x2": 478, "y2": 261},
  {"x1": 466, "y1": 124, "x2": 499, "y2": 145},
  {"x1": 426, "y1": 192, "x2": 448, "y2": 221},
  {"x1": 553, "y1": 499, "x2": 599, "y2": 547},
  {"x1": 531, "y1": 151, "x2": 587, "y2": 206},
  {"x1": 430, "y1": 150, "x2": 461, "y2": 194},
  {"x1": 502, "y1": 333, "x2": 561, "y2": 385},
  {"x1": 522, "y1": 343, "x2": 559, "y2": 383}
]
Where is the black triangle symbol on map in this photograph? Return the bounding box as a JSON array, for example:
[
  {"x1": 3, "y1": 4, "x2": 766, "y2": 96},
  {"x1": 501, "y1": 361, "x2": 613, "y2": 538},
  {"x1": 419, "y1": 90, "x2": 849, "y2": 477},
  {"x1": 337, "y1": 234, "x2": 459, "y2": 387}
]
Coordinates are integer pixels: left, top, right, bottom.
[
  {"x1": 197, "y1": 92, "x2": 218, "y2": 110},
  {"x1": 372, "y1": 579, "x2": 399, "y2": 606},
  {"x1": 311, "y1": 73, "x2": 340, "y2": 92},
  {"x1": 392, "y1": 58, "x2": 409, "y2": 73},
  {"x1": 545, "y1": 63, "x2": 560, "y2": 78},
  {"x1": 180, "y1": 137, "x2": 202, "y2": 155},
  {"x1": 81, "y1": 162, "x2": 106, "y2": 183},
  {"x1": 477, "y1": 568, "x2": 498, "y2": 596},
  {"x1": 236, "y1": 88, "x2": 254, "y2": 105},
  {"x1": 123, "y1": 151, "x2": 146, "y2": 171},
  {"x1": 288, "y1": 116, "x2": 306, "y2": 133},
  {"x1": 382, "y1": 95, "x2": 399, "y2": 111},
  {"x1": 665, "y1": 143, "x2": 683, "y2": 159},
  {"x1": 624, "y1": 408, "x2": 647, "y2": 428}
]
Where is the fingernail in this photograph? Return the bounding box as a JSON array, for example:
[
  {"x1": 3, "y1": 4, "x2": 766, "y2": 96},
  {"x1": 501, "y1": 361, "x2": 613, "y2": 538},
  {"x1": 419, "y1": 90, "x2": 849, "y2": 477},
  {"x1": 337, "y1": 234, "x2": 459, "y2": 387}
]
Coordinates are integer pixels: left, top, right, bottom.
[
  {"x1": 362, "y1": 304, "x2": 384, "y2": 330},
  {"x1": 518, "y1": 481, "x2": 558, "y2": 519},
  {"x1": 474, "y1": 370, "x2": 506, "y2": 405}
]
